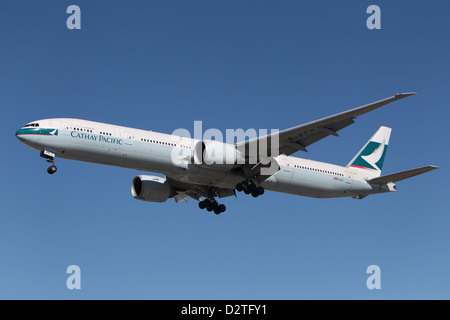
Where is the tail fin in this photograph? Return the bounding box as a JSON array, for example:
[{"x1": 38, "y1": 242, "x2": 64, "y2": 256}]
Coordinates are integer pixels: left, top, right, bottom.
[{"x1": 346, "y1": 126, "x2": 391, "y2": 178}]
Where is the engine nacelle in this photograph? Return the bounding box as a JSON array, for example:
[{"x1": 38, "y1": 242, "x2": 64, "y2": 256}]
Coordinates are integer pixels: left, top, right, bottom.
[
  {"x1": 131, "y1": 175, "x2": 173, "y2": 203},
  {"x1": 194, "y1": 140, "x2": 245, "y2": 170}
]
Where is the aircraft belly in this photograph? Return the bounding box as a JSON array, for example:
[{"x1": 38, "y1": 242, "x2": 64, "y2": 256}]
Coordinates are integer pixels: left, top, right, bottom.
[
  {"x1": 263, "y1": 168, "x2": 353, "y2": 199},
  {"x1": 167, "y1": 167, "x2": 242, "y2": 190},
  {"x1": 350, "y1": 179, "x2": 380, "y2": 196}
]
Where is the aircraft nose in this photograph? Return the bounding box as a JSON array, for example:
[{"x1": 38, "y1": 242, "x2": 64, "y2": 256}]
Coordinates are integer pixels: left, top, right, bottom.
[
  {"x1": 15, "y1": 128, "x2": 24, "y2": 141},
  {"x1": 15, "y1": 128, "x2": 34, "y2": 143}
]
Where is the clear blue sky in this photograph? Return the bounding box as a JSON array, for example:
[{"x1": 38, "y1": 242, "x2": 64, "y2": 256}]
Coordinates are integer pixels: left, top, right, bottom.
[{"x1": 1, "y1": 1, "x2": 449, "y2": 299}]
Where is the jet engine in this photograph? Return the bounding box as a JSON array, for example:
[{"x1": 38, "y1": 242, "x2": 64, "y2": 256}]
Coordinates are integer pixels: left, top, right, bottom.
[
  {"x1": 193, "y1": 140, "x2": 245, "y2": 170},
  {"x1": 131, "y1": 175, "x2": 173, "y2": 202}
]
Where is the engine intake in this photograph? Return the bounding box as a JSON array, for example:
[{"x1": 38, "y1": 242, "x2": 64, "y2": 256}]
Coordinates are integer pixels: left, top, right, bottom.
[{"x1": 131, "y1": 175, "x2": 173, "y2": 203}]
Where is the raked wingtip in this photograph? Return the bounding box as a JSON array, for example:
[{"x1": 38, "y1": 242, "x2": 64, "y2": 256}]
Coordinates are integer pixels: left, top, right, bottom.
[{"x1": 395, "y1": 92, "x2": 417, "y2": 98}]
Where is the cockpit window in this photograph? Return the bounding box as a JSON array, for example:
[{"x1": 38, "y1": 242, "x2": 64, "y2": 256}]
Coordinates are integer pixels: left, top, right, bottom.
[{"x1": 24, "y1": 123, "x2": 40, "y2": 128}]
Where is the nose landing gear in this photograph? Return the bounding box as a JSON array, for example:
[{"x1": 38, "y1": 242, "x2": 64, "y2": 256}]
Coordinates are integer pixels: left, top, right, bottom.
[
  {"x1": 40, "y1": 150, "x2": 57, "y2": 175},
  {"x1": 47, "y1": 164, "x2": 57, "y2": 175}
]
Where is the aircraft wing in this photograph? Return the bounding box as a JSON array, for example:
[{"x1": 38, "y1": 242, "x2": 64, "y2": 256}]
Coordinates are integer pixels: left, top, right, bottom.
[{"x1": 237, "y1": 93, "x2": 416, "y2": 157}]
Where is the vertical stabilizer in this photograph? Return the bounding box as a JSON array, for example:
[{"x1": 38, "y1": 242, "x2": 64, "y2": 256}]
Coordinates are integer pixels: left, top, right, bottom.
[{"x1": 346, "y1": 126, "x2": 391, "y2": 178}]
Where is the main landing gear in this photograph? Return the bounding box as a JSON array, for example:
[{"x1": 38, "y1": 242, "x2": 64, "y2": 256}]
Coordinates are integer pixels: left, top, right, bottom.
[
  {"x1": 198, "y1": 199, "x2": 226, "y2": 215},
  {"x1": 198, "y1": 187, "x2": 227, "y2": 215},
  {"x1": 235, "y1": 180, "x2": 264, "y2": 198},
  {"x1": 40, "y1": 150, "x2": 57, "y2": 175}
]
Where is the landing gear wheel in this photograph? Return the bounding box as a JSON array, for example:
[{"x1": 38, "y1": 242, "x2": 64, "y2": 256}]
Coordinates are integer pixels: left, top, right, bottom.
[
  {"x1": 47, "y1": 165, "x2": 57, "y2": 175},
  {"x1": 214, "y1": 204, "x2": 226, "y2": 215},
  {"x1": 237, "y1": 179, "x2": 265, "y2": 198},
  {"x1": 199, "y1": 187, "x2": 228, "y2": 215},
  {"x1": 256, "y1": 186, "x2": 265, "y2": 195}
]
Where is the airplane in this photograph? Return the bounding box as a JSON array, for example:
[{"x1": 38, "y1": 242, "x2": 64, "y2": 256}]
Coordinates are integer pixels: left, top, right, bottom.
[{"x1": 15, "y1": 92, "x2": 438, "y2": 214}]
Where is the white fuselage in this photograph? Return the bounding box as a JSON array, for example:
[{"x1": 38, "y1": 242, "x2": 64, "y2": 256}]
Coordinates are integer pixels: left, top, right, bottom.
[{"x1": 16, "y1": 118, "x2": 390, "y2": 199}]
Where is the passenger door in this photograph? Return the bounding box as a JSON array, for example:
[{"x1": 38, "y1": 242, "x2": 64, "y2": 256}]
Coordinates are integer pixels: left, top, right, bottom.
[
  {"x1": 122, "y1": 130, "x2": 134, "y2": 146},
  {"x1": 60, "y1": 121, "x2": 72, "y2": 136}
]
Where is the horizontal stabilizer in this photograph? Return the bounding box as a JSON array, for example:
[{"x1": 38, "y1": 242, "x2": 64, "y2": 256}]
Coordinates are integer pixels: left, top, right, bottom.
[{"x1": 367, "y1": 165, "x2": 438, "y2": 185}]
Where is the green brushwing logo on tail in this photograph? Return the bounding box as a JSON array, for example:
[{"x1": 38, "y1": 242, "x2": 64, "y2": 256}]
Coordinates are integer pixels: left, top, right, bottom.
[{"x1": 350, "y1": 141, "x2": 387, "y2": 171}]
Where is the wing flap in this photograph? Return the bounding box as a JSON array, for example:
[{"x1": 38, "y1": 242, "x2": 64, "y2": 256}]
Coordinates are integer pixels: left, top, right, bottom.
[{"x1": 283, "y1": 118, "x2": 356, "y2": 155}]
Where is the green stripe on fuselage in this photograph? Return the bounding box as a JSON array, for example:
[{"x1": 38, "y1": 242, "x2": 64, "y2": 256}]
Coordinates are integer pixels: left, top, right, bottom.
[{"x1": 16, "y1": 128, "x2": 58, "y2": 136}]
